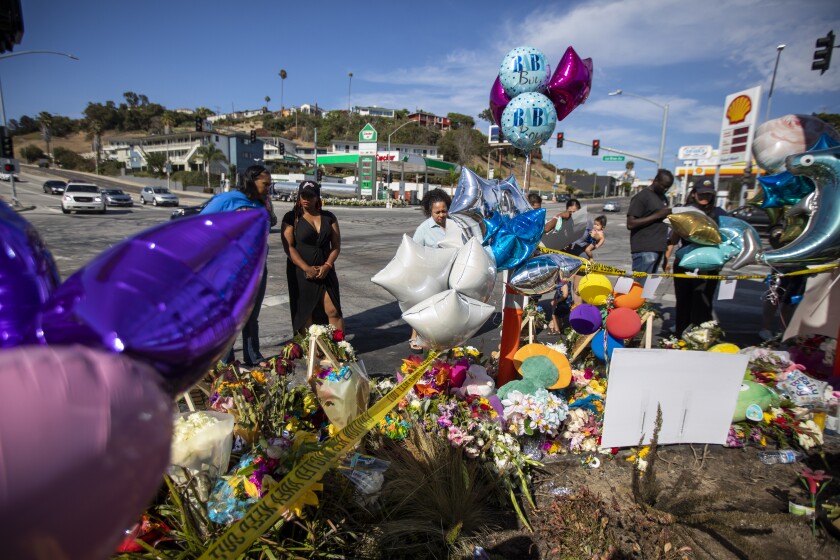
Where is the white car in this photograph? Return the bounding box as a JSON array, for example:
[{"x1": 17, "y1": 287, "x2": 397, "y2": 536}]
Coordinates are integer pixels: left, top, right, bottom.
[
  {"x1": 140, "y1": 186, "x2": 179, "y2": 206},
  {"x1": 62, "y1": 183, "x2": 106, "y2": 214},
  {"x1": 602, "y1": 201, "x2": 621, "y2": 212}
]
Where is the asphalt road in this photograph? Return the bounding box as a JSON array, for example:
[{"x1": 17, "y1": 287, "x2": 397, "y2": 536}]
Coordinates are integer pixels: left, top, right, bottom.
[{"x1": 5, "y1": 169, "x2": 776, "y2": 374}]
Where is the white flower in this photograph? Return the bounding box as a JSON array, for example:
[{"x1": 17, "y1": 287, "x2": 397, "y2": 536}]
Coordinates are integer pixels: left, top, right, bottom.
[
  {"x1": 308, "y1": 324, "x2": 329, "y2": 338},
  {"x1": 797, "y1": 420, "x2": 824, "y2": 450}
]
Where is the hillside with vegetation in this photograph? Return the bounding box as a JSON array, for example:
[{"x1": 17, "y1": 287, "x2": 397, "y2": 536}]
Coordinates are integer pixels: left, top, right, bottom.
[{"x1": 9, "y1": 91, "x2": 600, "y2": 193}]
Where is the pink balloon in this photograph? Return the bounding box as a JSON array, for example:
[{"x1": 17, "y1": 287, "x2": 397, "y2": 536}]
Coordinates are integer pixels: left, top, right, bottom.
[
  {"x1": 546, "y1": 46, "x2": 593, "y2": 121},
  {"x1": 489, "y1": 75, "x2": 511, "y2": 127},
  {"x1": 0, "y1": 345, "x2": 173, "y2": 560}
]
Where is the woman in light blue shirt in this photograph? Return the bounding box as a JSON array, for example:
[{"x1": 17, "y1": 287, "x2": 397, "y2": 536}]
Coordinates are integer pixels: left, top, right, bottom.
[{"x1": 412, "y1": 188, "x2": 451, "y2": 247}]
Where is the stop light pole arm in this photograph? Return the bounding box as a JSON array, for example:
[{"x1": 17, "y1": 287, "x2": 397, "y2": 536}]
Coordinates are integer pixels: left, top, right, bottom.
[{"x1": 561, "y1": 136, "x2": 659, "y2": 164}]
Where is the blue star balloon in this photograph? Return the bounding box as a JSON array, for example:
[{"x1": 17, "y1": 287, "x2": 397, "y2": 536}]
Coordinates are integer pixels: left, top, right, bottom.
[
  {"x1": 810, "y1": 132, "x2": 840, "y2": 152},
  {"x1": 756, "y1": 171, "x2": 815, "y2": 208},
  {"x1": 488, "y1": 209, "x2": 545, "y2": 270}
]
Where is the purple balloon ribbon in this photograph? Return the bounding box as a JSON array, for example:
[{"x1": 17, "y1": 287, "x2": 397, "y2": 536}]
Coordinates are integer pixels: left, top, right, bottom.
[
  {"x1": 38, "y1": 210, "x2": 269, "y2": 394},
  {"x1": 546, "y1": 46, "x2": 593, "y2": 121}
]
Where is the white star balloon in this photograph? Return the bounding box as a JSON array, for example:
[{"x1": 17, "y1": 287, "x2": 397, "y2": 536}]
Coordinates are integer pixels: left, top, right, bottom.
[
  {"x1": 402, "y1": 289, "x2": 495, "y2": 350},
  {"x1": 371, "y1": 235, "x2": 457, "y2": 312},
  {"x1": 449, "y1": 237, "x2": 497, "y2": 303}
]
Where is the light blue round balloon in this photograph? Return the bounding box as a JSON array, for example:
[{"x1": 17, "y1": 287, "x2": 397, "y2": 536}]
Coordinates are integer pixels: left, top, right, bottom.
[
  {"x1": 499, "y1": 46, "x2": 550, "y2": 98},
  {"x1": 501, "y1": 92, "x2": 557, "y2": 153}
]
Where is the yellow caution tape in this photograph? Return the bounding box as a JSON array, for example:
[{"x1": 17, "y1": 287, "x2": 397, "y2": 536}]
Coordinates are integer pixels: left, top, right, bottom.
[
  {"x1": 200, "y1": 351, "x2": 439, "y2": 560},
  {"x1": 537, "y1": 247, "x2": 839, "y2": 281}
]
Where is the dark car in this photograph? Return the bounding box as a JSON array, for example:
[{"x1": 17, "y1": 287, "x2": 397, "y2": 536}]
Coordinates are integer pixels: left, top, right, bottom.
[
  {"x1": 556, "y1": 193, "x2": 571, "y2": 203},
  {"x1": 43, "y1": 180, "x2": 66, "y2": 195},
  {"x1": 100, "y1": 188, "x2": 134, "y2": 207},
  {"x1": 170, "y1": 200, "x2": 209, "y2": 220}
]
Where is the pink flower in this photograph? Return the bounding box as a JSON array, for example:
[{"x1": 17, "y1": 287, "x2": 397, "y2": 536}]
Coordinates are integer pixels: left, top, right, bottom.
[{"x1": 800, "y1": 466, "x2": 832, "y2": 495}]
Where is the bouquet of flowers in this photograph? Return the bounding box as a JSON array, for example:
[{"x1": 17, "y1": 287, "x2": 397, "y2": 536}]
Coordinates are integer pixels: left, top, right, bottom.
[
  {"x1": 303, "y1": 325, "x2": 369, "y2": 430},
  {"x1": 502, "y1": 388, "x2": 569, "y2": 437},
  {"x1": 726, "y1": 406, "x2": 824, "y2": 450},
  {"x1": 660, "y1": 320, "x2": 725, "y2": 350}
]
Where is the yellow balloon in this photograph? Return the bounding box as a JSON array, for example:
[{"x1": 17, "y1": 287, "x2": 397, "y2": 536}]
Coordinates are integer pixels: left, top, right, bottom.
[
  {"x1": 668, "y1": 212, "x2": 721, "y2": 245},
  {"x1": 709, "y1": 343, "x2": 740, "y2": 354},
  {"x1": 578, "y1": 273, "x2": 613, "y2": 305}
]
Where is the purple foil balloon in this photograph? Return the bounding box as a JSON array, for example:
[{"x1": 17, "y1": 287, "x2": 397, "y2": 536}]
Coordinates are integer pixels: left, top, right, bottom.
[
  {"x1": 489, "y1": 75, "x2": 511, "y2": 127},
  {"x1": 546, "y1": 46, "x2": 593, "y2": 121},
  {"x1": 0, "y1": 345, "x2": 173, "y2": 560},
  {"x1": 38, "y1": 210, "x2": 269, "y2": 393},
  {"x1": 0, "y1": 200, "x2": 61, "y2": 348}
]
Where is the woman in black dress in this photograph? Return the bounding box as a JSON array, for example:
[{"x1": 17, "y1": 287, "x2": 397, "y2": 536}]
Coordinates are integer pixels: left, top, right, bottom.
[{"x1": 281, "y1": 181, "x2": 344, "y2": 334}]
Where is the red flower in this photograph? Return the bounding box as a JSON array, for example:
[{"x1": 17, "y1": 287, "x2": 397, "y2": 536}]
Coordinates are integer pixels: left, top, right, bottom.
[
  {"x1": 333, "y1": 330, "x2": 345, "y2": 342},
  {"x1": 800, "y1": 466, "x2": 832, "y2": 495}
]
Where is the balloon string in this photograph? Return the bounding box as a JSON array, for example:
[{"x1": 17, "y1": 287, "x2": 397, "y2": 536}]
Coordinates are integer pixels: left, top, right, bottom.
[{"x1": 536, "y1": 246, "x2": 839, "y2": 282}]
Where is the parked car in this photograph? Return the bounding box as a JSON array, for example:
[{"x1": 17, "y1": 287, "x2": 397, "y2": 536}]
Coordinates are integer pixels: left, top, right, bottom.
[
  {"x1": 61, "y1": 183, "x2": 106, "y2": 214},
  {"x1": 139, "y1": 186, "x2": 179, "y2": 206},
  {"x1": 100, "y1": 188, "x2": 134, "y2": 207},
  {"x1": 0, "y1": 171, "x2": 18, "y2": 181},
  {"x1": 602, "y1": 201, "x2": 621, "y2": 212},
  {"x1": 170, "y1": 200, "x2": 210, "y2": 220},
  {"x1": 43, "y1": 180, "x2": 66, "y2": 195},
  {"x1": 556, "y1": 193, "x2": 571, "y2": 203}
]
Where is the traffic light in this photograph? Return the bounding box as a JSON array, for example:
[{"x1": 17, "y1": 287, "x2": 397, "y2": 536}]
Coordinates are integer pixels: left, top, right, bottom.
[
  {"x1": 556, "y1": 132, "x2": 564, "y2": 148},
  {"x1": 3, "y1": 163, "x2": 12, "y2": 173},
  {"x1": 195, "y1": 117, "x2": 203, "y2": 132},
  {"x1": 0, "y1": 127, "x2": 12, "y2": 158},
  {"x1": 278, "y1": 142, "x2": 285, "y2": 155},
  {"x1": 812, "y1": 30, "x2": 835, "y2": 74},
  {"x1": 316, "y1": 169, "x2": 324, "y2": 182},
  {"x1": 591, "y1": 139, "x2": 600, "y2": 156},
  {"x1": 250, "y1": 130, "x2": 257, "y2": 142}
]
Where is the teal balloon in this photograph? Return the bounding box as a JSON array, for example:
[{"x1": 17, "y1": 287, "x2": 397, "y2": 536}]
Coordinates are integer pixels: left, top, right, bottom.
[
  {"x1": 489, "y1": 228, "x2": 536, "y2": 270},
  {"x1": 676, "y1": 242, "x2": 738, "y2": 270},
  {"x1": 756, "y1": 171, "x2": 815, "y2": 208},
  {"x1": 810, "y1": 132, "x2": 840, "y2": 151},
  {"x1": 483, "y1": 212, "x2": 505, "y2": 243},
  {"x1": 732, "y1": 380, "x2": 779, "y2": 422},
  {"x1": 719, "y1": 216, "x2": 761, "y2": 252},
  {"x1": 591, "y1": 330, "x2": 623, "y2": 361},
  {"x1": 507, "y1": 208, "x2": 545, "y2": 245},
  {"x1": 501, "y1": 92, "x2": 558, "y2": 153},
  {"x1": 498, "y1": 46, "x2": 550, "y2": 98}
]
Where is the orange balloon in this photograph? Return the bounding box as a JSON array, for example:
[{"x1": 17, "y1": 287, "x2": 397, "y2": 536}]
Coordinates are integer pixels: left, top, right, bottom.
[{"x1": 613, "y1": 282, "x2": 645, "y2": 310}]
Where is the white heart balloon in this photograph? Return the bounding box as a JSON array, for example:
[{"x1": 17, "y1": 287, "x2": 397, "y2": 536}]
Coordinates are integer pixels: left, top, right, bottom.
[
  {"x1": 371, "y1": 235, "x2": 456, "y2": 312},
  {"x1": 402, "y1": 289, "x2": 494, "y2": 350},
  {"x1": 449, "y1": 237, "x2": 497, "y2": 303}
]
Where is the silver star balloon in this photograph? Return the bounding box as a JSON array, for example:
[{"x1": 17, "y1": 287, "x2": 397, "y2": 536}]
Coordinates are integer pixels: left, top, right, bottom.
[
  {"x1": 449, "y1": 168, "x2": 499, "y2": 227},
  {"x1": 498, "y1": 175, "x2": 532, "y2": 218},
  {"x1": 508, "y1": 253, "x2": 583, "y2": 295}
]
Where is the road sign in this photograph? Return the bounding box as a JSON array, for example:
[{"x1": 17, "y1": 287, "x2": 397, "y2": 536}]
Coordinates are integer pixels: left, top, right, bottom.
[{"x1": 603, "y1": 155, "x2": 625, "y2": 161}]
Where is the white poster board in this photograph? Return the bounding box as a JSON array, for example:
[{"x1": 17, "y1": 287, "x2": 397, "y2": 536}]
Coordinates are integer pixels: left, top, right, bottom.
[
  {"x1": 540, "y1": 205, "x2": 590, "y2": 252},
  {"x1": 784, "y1": 267, "x2": 840, "y2": 341},
  {"x1": 600, "y1": 348, "x2": 748, "y2": 447}
]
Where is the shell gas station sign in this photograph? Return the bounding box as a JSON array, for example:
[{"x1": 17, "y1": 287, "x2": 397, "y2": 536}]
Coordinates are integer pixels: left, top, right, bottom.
[{"x1": 717, "y1": 86, "x2": 762, "y2": 165}]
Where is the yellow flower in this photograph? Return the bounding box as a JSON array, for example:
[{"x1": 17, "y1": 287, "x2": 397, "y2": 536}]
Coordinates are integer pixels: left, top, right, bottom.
[
  {"x1": 251, "y1": 370, "x2": 266, "y2": 383},
  {"x1": 327, "y1": 424, "x2": 337, "y2": 437},
  {"x1": 760, "y1": 436, "x2": 767, "y2": 447},
  {"x1": 285, "y1": 418, "x2": 299, "y2": 432},
  {"x1": 763, "y1": 411, "x2": 773, "y2": 423},
  {"x1": 302, "y1": 393, "x2": 318, "y2": 413},
  {"x1": 281, "y1": 482, "x2": 323, "y2": 521},
  {"x1": 626, "y1": 446, "x2": 650, "y2": 462}
]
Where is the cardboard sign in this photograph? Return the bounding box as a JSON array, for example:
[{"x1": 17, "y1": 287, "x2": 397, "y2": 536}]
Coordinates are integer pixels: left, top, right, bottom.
[{"x1": 600, "y1": 348, "x2": 748, "y2": 447}]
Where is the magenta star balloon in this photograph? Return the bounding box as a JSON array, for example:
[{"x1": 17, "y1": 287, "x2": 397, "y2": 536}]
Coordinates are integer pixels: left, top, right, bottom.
[
  {"x1": 0, "y1": 200, "x2": 61, "y2": 348},
  {"x1": 489, "y1": 75, "x2": 511, "y2": 127},
  {"x1": 546, "y1": 46, "x2": 593, "y2": 121},
  {"x1": 38, "y1": 209, "x2": 269, "y2": 393}
]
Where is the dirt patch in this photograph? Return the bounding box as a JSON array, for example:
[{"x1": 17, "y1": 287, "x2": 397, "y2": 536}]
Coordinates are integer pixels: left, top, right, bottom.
[{"x1": 479, "y1": 442, "x2": 840, "y2": 559}]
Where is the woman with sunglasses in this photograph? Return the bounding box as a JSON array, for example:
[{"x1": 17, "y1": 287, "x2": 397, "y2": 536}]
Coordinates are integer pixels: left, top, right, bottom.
[
  {"x1": 201, "y1": 165, "x2": 273, "y2": 366},
  {"x1": 281, "y1": 180, "x2": 344, "y2": 335}
]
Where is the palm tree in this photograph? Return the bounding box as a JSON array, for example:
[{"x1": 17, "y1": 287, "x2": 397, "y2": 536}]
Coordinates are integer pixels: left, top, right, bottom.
[
  {"x1": 88, "y1": 120, "x2": 102, "y2": 174},
  {"x1": 38, "y1": 111, "x2": 52, "y2": 158},
  {"x1": 279, "y1": 69, "x2": 287, "y2": 112},
  {"x1": 194, "y1": 142, "x2": 228, "y2": 190},
  {"x1": 161, "y1": 111, "x2": 176, "y2": 135}
]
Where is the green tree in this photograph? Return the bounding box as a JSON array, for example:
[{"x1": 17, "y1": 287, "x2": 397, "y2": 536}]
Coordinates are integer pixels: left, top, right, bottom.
[
  {"x1": 438, "y1": 127, "x2": 486, "y2": 165},
  {"x1": 446, "y1": 112, "x2": 475, "y2": 129},
  {"x1": 279, "y1": 69, "x2": 287, "y2": 111},
  {"x1": 144, "y1": 151, "x2": 168, "y2": 175},
  {"x1": 161, "y1": 111, "x2": 177, "y2": 134},
  {"x1": 20, "y1": 144, "x2": 45, "y2": 163},
  {"x1": 194, "y1": 107, "x2": 215, "y2": 119},
  {"x1": 478, "y1": 108, "x2": 494, "y2": 124},
  {"x1": 193, "y1": 143, "x2": 228, "y2": 189},
  {"x1": 814, "y1": 112, "x2": 840, "y2": 131},
  {"x1": 38, "y1": 111, "x2": 52, "y2": 157},
  {"x1": 52, "y1": 147, "x2": 94, "y2": 171}
]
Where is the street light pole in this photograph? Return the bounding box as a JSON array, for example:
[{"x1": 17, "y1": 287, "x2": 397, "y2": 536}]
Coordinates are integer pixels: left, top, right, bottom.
[
  {"x1": 608, "y1": 89, "x2": 669, "y2": 170},
  {"x1": 765, "y1": 44, "x2": 786, "y2": 122},
  {"x1": 347, "y1": 72, "x2": 353, "y2": 113},
  {"x1": 0, "y1": 50, "x2": 78, "y2": 206}
]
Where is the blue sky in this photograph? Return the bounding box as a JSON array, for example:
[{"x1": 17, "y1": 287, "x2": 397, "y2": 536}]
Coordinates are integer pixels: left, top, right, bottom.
[{"x1": 3, "y1": 0, "x2": 839, "y2": 177}]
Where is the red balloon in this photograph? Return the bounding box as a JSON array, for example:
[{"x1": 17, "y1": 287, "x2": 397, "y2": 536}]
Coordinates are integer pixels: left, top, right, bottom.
[
  {"x1": 606, "y1": 307, "x2": 642, "y2": 340},
  {"x1": 0, "y1": 346, "x2": 173, "y2": 560}
]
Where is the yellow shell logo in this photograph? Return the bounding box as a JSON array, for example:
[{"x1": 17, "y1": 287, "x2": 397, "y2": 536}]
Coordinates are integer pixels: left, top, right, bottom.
[{"x1": 726, "y1": 95, "x2": 752, "y2": 124}]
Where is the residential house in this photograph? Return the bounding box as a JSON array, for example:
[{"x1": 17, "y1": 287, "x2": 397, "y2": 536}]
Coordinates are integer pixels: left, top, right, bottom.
[{"x1": 408, "y1": 111, "x2": 451, "y2": 130}]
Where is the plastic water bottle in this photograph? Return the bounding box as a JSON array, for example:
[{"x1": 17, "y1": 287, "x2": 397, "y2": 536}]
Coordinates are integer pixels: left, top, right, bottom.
[{"x1": 758, "y1": 450, "x2": 803, "y2": 464}]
